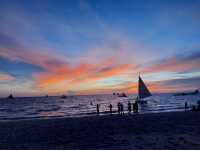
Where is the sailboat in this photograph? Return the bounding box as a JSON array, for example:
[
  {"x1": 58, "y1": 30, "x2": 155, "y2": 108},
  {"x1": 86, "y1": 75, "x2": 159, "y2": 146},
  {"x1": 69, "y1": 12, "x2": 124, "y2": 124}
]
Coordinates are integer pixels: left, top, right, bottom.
[
  {"x1": 7, "y1": 94, "x2": 14, "y2": 99},
  {"x1": 137, "y1": 75, "x2": 152, "y2": 104}
]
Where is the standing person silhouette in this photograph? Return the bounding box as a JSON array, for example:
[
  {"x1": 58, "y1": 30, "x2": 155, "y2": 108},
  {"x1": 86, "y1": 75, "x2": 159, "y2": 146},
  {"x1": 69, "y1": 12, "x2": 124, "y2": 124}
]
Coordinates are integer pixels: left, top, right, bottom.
[
  {"x1": 185, "y1": 101, "x2": 188, "y2": 111},
  {"x1": 135, "y1": 101, "x2": 138, "y2": 113},
  {"x1": 133, "y1": 102, "x2": 138, "y2": 113},
  {"x1": 132, "y1": 102, "x2": 135, "y2": 113},
  {"x1": 117, "y1": 102, "x2": 121, "y2": 114},
  {"x1": 109, "y1": 104, "x2": 113, "y2": 114},
  {"x1": 121, "y1": 103, "x2": 124, "y2": 115},
  {"x1": 128, "y1": 101, "x2": 131, "y2": 114},
  {"x1": 96, "y1": 104, "x2": 100, "y2": 114}
]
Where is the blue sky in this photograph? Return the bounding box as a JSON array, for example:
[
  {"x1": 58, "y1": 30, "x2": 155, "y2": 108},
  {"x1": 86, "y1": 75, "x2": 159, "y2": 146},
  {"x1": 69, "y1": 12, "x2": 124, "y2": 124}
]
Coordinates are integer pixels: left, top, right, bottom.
[{"x1": 0, "y1": 0, "x2": 200, "y2": 96}]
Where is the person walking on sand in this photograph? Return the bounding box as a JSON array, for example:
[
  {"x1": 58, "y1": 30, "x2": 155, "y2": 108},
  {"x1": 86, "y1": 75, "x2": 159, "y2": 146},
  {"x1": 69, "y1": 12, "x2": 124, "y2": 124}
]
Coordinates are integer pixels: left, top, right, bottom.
[
  {"x1": 128, "y1": 101, "x2": 131, "y2": 114},
  {"x1": 185, "y1": 101, "x2": 188, "y2": 111},
  {"x1": 109, "y1": 104, "x2": 113, "y2": 114},
  {"x1": 117, "y1": 102, "x2": 121, "y2": 114},
  {"x1": 96, "y1": 104, "x2": 100, "y2": 114}
]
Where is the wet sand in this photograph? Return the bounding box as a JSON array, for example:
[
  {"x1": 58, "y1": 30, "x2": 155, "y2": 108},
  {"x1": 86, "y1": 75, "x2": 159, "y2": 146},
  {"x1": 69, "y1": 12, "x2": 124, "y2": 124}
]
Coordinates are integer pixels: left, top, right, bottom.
[{"x1": 0, "y1": 111, "x2": 200, "y2": 150}]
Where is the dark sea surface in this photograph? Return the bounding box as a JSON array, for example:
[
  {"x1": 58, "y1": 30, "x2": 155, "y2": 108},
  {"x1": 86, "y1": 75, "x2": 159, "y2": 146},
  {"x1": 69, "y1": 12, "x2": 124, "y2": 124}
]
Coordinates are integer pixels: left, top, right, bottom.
[{"x1": 0, "y1": 93, "x2": 200, "y2": 120}]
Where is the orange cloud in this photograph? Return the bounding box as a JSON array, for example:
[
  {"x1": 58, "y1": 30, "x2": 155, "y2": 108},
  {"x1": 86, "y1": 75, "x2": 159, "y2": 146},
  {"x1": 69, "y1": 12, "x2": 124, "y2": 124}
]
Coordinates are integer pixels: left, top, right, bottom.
[
  {"x1": 1, "y1": 47, "x2": 138, "y2": 94},
  {"x1": 34, "y1": 61, "x2": 134, "y2": 93},
  {"x1": 2, "y1": 45, "x2": 199, "y2": 95},
  {"x1": 0, "y1": 73, "x2": 15, "y2": 81}
]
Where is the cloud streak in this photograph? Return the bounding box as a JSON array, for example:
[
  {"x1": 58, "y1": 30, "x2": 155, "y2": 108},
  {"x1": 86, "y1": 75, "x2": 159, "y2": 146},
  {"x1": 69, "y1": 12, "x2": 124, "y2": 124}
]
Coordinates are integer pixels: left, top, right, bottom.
[
  {"x1": 151, "y1": 76, "x2": 200, "y2": 93},
  {"x1": 141, "y1": 50, "x2": 200, "y2": 74},
  {"x1": 0, "y1": 45, "x2": 135, "y2": 94},
  {"x1": 0, "y1": 73, "x2": 14, "y2": 81}
]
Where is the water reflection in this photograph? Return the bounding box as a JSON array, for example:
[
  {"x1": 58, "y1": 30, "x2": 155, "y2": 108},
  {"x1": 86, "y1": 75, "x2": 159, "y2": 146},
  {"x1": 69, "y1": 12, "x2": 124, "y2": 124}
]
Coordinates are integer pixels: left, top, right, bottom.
[{"x1": 0, "y1": 93, "x2": 199, "y2": 120}]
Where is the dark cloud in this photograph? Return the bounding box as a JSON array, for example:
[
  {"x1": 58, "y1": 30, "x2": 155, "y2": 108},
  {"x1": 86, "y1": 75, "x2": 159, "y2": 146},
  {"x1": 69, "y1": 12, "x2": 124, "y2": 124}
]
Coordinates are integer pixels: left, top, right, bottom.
[
  {"x1": 97, "y1": 66, "x2": 114, "y2": 73},
  {"x1": 154, "y1": 76, "x2": 200, "y2": 92},
  {"x1": 0, "y1": 56, "x2": 44, "y2": 78},
  {"x1": 163, "y1": 76, "x2": 200, "y2": 86},
  {"x1": 179, "y1": 51, "x2": 200, "y2": 62},
  {"x1": 142, "y1": 49, "x2": 200, "y2": 73}
]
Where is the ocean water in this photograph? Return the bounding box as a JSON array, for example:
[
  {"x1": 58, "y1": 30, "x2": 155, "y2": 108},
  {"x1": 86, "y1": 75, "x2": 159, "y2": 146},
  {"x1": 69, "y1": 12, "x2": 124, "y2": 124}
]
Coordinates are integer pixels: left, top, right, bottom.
[{"x1": 0, "y1": 93, "x2": 200, "y2": 120}]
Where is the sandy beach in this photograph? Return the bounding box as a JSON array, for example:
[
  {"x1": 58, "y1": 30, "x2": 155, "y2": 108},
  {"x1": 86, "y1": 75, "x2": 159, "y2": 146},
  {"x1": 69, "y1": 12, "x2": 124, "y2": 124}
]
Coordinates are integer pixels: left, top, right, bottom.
[{"x1": 0, "y1": 111, "x2": 200, "y2": 150}]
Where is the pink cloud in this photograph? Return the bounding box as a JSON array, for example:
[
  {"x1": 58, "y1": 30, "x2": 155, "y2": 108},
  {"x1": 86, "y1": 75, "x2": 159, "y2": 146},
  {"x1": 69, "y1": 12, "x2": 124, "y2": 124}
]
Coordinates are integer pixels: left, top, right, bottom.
[
  {"x1": 0, "y1": 73, "x2": 15, "y2": 81},
  {"x1": 0, "y1": 47, "x2": 136, "y2": 93},
  {"x1": 1, "y1": 44, "x2": 199, "y2": 95}
]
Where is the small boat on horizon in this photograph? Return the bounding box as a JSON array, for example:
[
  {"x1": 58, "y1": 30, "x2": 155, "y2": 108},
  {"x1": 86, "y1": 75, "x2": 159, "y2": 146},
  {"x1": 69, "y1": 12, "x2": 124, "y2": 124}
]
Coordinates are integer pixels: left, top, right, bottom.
[
  {"x1": 60, "y1": 95, "x2": 67, "y2": 99},
  {"x1": 117, "y1": 92, "x2": 127, "y2": 97},
  {"x1": 174, "y1": 89, "x2": 199, "y2": 96},
  {"x1": 7, "y1": 94, "x2": 14, "y2": 99}
]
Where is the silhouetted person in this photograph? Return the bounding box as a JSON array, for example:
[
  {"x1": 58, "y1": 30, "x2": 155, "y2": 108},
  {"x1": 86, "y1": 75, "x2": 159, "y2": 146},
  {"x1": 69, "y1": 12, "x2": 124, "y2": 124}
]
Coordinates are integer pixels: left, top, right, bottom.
[
  {"x1": 197, "y1": 100, "x2": 200, "y2": 111},
  {"x1": 135, "y1": 102, "x2": 138, "y2": 113},
  {"x1": 117, "y1": 102, "x2": 121, "y2": 114},
  {"x1": 109, "y1": 104, "x2": 113, "y2": 114},
  {"x1": 192, "y1": 105, "x2": 197, "y2": 111},
  {"x1": 133, "y1": 102, "x2": 138, "y2": 113},
  {"x1": 96, "y1": 104, "x2": 100, "y2": 114},
  {"x1": 128, "y1": 101, "x2": 131, "y2": 113},
  {"x1": 121, "y1": 103, "x2": 124, "y2": 114},
  {"x1": 185, "y1": 102, "x2": 188, "y2": 111}
]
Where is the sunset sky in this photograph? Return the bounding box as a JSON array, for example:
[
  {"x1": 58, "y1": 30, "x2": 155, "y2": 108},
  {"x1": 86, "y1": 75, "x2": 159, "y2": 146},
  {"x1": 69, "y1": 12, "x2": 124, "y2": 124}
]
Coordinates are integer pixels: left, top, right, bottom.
[{"x1": 0, "y1": 0, "x2": 200, "y2": 96}]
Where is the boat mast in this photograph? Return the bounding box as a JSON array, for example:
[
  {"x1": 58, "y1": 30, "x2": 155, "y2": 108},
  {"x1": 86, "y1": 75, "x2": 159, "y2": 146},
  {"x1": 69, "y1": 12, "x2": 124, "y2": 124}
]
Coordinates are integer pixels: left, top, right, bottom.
[{"x1": 137, "y1": 73, "x2": 140, "y2": 101}]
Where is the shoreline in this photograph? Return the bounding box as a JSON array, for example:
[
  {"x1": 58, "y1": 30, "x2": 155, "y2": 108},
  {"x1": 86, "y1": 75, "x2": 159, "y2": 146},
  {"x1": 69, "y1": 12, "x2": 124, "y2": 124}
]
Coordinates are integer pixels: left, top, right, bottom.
[
  {"x1": 0, "y1": 111, "x2": 200, "y2": 149},
  {"x1": 0, "y1": 109, "x2": 186, "y2": 122},
  {"x1": 0, "y1": 104, "x2": 190, "y2": 122}
]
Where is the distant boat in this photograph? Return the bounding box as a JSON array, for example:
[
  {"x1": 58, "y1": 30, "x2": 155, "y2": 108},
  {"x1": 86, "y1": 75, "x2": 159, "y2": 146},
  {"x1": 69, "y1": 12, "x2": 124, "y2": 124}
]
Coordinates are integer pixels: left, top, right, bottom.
[
  {"x1": 60, "y1": 95, "x2": 67, "y2": 99},
  {"x1": 7, "y1": 94, "x2": 14, "y2": 99},
  {"x1": 174, "y1": 90, "x2": 199, "y2": 96},
  {"x1": 137, "y1": 75, "x2": 152, "y2": 104},
  {"x1": 118, "y1": 92, "x2": 127, "y2": 97}
]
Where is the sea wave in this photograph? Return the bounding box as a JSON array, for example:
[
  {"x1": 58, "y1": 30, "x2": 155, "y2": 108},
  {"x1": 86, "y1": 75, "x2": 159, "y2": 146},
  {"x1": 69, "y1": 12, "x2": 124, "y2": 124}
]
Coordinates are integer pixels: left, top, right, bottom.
[{"x1": 0, "y1": 94, "x2": 199, "y2": 120}]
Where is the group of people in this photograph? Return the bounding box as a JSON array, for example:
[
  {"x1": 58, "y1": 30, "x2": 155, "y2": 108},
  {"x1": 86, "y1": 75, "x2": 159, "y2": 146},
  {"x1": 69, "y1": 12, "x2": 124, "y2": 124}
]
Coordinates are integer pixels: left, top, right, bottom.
[
  {"x1": 129, "y1": 101, "x2": 139, "y2": 113},
  {"x1": 190, "y1": 100, "x2": 200, "y2": 111},
  {"x1": 97, "y1": 100, "x2": 200, "y2": 115},
  {"x1": 96, "y1": 101, "x2": 139, "y2": 114}
]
